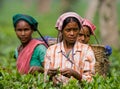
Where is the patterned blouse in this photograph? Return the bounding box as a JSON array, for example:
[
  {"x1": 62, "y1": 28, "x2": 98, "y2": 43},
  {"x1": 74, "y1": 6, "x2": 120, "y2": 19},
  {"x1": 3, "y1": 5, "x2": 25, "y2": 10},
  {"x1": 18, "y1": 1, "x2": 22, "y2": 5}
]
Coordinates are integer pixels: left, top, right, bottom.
[{"x1": 44, "y1": 41, "x2": 95, "y2": 84}]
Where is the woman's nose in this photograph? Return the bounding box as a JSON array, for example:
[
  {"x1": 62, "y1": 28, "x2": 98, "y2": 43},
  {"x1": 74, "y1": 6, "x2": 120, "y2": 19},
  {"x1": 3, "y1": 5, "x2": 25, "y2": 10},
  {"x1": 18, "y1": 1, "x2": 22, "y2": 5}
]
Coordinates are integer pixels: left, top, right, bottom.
[
  {"x1": 70, "y1": 31, "x2": 74, "y2": 35},
  {"x1": 81, "y1": 35, "x2": 85, "y2": 40},
  {"x1": 21, "y1": 30, "x2": 25, "y2": 35}
]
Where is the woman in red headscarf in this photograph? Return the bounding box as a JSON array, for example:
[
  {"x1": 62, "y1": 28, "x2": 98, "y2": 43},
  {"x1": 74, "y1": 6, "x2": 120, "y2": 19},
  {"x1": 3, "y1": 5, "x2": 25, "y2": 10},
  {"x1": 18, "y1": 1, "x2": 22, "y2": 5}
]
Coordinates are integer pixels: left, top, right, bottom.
[
  {"x1": 77, "y1": 19, "x2": 112, "y2": 56},
  {"x1": 77, "y1": 19, "x2": 96, "y2": 44},
  {"x1": 77, "y1": 19, "x2": 112, "y2": 77}
]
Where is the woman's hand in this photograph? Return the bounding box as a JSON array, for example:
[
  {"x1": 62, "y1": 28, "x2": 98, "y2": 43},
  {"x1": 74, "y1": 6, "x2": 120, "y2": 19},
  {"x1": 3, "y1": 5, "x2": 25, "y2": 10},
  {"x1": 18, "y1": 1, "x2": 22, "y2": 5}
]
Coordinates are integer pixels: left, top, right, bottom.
[
  {"x1": 47, "y1": 68, "x2": 59, "y2": 76},
  {"x1": 60, "y1": 68, "x2": 74, "y2": 78},
  {"x1": 60, "y1": 68, "x2": 81, "y2": 81},
  {"x1": 28, "y1": 66, "x2": 44, "y2": 74}
]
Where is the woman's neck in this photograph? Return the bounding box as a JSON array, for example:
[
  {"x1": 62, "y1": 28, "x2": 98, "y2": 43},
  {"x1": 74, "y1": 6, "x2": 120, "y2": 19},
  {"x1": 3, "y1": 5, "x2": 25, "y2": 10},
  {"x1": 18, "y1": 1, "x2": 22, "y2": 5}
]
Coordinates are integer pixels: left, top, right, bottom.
[
  {"x1": 63, "y1": 40, "x2": 75, "y2": 53},
  {"x1": 22, "y1": 38, "x2": 32, "y2": 47},
  {"x1": 22, "y1": 43, "x2": 28, "y2": 48}
]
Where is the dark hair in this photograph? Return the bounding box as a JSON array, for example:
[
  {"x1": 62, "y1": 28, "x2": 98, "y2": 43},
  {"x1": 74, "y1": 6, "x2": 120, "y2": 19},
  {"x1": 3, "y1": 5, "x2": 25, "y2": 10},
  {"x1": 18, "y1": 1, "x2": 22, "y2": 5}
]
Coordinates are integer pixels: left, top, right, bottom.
[
  {"x1": 86, "y1": 26, "x2": 92, "y2": 35},
  {"x1": 13, "y1": 14, "x2": 38, "y2": 31},
  {"x1": 62, "y1": 17, "x2": 81, "y2": 30},
  {"x1": 15, "y1": 20, "x2": 34, "y2": 30}
]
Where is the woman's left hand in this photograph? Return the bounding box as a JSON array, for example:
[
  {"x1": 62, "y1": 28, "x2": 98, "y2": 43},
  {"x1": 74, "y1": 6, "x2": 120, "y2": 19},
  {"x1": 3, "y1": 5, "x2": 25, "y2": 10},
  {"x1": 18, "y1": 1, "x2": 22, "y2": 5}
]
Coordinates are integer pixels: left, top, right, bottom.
[
  {"x1": 60, "y1": 68, "x2": 74, "y2": 78},
  {"x1": 28, "y1": 66, "x2": 44, "y2": 74}
]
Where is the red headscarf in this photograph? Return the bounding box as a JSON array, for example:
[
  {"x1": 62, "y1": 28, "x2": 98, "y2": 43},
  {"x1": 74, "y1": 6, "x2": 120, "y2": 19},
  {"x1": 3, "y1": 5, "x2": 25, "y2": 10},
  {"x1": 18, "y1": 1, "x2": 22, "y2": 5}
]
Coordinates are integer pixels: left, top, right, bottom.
[{"x1": 82, "y1": 19, "x2": 96, "y2": 35}]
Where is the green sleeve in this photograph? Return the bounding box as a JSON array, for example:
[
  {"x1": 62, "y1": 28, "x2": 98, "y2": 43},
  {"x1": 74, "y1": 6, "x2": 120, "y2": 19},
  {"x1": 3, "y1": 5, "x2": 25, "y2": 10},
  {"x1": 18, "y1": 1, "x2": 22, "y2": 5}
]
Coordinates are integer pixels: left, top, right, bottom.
[
  {"x1": 30, "y1": 44, "x2": 47, "y2": 67},
  {"x1": 14, "y1": 48, "x2": 18, "y2": 59}
]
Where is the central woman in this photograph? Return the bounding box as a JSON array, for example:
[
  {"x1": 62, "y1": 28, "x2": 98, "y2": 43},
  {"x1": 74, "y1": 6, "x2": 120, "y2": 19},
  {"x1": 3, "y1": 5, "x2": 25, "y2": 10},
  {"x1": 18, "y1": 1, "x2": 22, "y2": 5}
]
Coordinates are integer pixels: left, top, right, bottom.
[{"x1": 44, "y1": 12, "x2": 96, "y2": 84}]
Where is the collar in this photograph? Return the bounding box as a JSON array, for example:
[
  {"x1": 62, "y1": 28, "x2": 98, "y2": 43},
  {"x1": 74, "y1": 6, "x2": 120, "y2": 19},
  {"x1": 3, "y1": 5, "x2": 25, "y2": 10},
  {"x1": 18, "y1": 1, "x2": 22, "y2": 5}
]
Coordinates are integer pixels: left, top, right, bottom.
[{"x1": 57, "y1": 41, "x2": 82, "y2": 54}]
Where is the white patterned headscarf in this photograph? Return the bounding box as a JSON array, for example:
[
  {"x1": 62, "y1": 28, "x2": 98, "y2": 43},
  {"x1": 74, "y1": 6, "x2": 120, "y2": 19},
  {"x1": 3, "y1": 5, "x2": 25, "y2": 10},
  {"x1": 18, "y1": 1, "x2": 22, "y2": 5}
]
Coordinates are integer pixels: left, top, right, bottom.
[
  {"x1": 55, "y1": 12, "x2": 83, "y2": 42},
  {"x1": 55, "y1": 12, "x2": 83, "y2": 31}
]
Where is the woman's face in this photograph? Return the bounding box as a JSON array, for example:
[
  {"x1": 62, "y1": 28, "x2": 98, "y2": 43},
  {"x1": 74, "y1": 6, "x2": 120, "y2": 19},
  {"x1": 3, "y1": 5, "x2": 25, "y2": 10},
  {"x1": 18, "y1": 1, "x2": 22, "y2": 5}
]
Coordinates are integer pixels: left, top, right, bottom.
[
  {"x1": 62, "y1": 21, "x2": 80, "y2": 44},
  {"x1": 15, "y1": 20, "x2": 33, "y2": 44},
  {"x1": 77, "y1": 26, "x2": 91, "y2": 44}
]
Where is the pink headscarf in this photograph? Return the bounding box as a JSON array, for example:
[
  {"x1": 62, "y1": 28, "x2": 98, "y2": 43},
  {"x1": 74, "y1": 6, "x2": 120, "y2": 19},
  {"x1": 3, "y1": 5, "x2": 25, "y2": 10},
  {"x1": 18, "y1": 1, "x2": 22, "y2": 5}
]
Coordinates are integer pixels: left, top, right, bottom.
[
  {"x1": 82, "y1": 19, "x2": 96, "y2": 35},
  {"x1": 55, "y1": 12, "x2": 83, "y2": 31}
]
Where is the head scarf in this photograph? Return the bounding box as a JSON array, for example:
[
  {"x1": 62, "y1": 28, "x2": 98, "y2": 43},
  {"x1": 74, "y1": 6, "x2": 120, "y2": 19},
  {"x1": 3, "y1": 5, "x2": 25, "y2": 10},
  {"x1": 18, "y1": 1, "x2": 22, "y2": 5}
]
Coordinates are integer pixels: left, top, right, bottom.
[
  {"x1": 82, "y1": 19, "x2": 96, "y2": 35},
  {"x1": 12, "y1": 14, "x2": 38, "y2": 31},
  {"x1": 55, "y1": 12, "x2": 83, "y2": 31},
  {"x1": 55, "y1": 12, "x2": 83, "y2": 42}
]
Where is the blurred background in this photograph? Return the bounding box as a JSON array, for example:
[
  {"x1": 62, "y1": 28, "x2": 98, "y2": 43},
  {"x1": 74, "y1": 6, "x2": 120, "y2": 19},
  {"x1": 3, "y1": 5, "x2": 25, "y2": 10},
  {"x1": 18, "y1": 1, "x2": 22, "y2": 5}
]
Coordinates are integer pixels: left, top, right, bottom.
[{"x1": 0, "y1": 0, "x2": 120, "y2": 69}]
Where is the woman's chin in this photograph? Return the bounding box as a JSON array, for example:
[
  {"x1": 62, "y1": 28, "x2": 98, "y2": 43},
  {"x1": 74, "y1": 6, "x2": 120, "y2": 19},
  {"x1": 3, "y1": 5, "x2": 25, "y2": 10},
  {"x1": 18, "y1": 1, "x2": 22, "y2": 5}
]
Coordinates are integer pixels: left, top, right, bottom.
[
  {"x1": 21, "y1": 40, "x2": 28, "y2": 44},
  {"x1": 69, "y1": 40, "x2": 76, "y2": 44}
]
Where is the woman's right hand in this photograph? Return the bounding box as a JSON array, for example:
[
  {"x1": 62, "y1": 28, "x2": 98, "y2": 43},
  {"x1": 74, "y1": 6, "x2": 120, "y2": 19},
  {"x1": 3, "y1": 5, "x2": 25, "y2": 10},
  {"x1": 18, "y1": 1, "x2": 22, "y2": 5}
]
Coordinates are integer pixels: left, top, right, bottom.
[
  {"x1": 47, "y1": 68, "x2": 58, "y2": 76},
  {"x1": 60, "y1": 68, "x2": 82, "y2": 81}
]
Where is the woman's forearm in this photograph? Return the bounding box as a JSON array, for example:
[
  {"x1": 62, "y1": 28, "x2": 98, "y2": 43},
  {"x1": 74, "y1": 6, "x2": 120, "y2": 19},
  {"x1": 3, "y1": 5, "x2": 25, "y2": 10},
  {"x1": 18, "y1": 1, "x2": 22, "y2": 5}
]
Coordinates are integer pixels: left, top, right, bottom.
[{"x1": 72, "y1": 70, "x2": 82, "y2": 81}]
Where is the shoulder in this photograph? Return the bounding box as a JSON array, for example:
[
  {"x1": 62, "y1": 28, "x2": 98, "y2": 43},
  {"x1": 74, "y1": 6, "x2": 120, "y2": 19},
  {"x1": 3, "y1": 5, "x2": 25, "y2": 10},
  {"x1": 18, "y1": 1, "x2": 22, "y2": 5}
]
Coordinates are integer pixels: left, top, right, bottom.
[
  {"x1": 76, "y1": 42, "x2": 93, "y2": 51},
  {"x1": 32, "y1": 39, "x2": 48, "y2": 47},
  {"x1": 47, "y1": 43, "x2": 60, "y2": 52},
  {"x1": 34, "y1": 44, "x2": 47, "y2": 53},
  {"x1": 48, "y1": 42, "x2": 59, "y2": 48},
  {"x1": 36, "y1": 44, "x2": 47, "y2": 50},
  {"x1": 77, "y1": 42, "x2": 90, "y2": 48}
]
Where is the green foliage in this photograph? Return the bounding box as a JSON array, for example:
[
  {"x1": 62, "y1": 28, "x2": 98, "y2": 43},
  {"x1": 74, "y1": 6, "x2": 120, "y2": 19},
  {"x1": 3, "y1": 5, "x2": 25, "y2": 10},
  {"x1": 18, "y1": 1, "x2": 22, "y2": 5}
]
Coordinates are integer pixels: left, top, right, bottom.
[
  {"x1": 0, "y1": 68, "x2": 120, "y2": 89},
  {"x1": 0, "y1": 0, "x2": 120, "y2": 89},
  {"x1": 0, "y1": 48, "x2": 120, "y2": 89}
]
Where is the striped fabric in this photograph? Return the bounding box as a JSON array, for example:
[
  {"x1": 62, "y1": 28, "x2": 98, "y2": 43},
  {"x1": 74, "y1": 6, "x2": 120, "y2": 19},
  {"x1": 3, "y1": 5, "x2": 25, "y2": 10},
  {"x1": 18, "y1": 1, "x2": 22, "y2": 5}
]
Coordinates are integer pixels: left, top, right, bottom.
[
  {"x1": 44, "y1": 41, "x2": 96, "y2": 84},
  {"x1": 55, "y1": 12, "x2": 83, "y2": 31}
]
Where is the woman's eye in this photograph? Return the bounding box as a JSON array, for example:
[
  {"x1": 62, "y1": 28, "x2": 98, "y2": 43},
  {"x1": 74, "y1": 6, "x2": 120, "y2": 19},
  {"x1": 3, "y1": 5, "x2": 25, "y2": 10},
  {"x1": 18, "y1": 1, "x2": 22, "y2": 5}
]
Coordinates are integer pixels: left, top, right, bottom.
[
  {"x1": 65, "y1": 29, "x2": 70, "y2": 32},
  {"x1": 74, "y1": 28, "x2": 78, "y2": 31},
  {"x1": 16, "y1": 29, "x2": 21, "y2": 32},
  {"x1": 87, "y1": 35, "x2": 90, "y2": 37},
  {"x1": 79, "y1": 34, "x2": 83, "y2": 36},
  {"x1": 24, "y1": 28, "x2": 29, "y2": 31},
  {"x1": 24, "y1": 28, "x2": 31, "y2": 32}
]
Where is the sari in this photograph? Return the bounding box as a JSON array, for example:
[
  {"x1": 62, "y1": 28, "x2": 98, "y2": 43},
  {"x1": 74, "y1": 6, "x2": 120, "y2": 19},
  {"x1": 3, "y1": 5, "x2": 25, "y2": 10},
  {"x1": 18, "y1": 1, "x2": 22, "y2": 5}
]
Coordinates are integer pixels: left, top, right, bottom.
[{"x1": 17, "y1": 39, "x2": 47, "y2": 74}]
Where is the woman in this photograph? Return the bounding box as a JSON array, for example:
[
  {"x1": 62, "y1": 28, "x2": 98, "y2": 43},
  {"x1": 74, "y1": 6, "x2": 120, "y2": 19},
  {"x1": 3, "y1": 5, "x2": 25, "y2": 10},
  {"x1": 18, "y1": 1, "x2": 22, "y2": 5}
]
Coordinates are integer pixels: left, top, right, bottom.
[
  {"x1": 77, "y1": 19, "x2": 112, "y2": 55},
  {"x1": 77, "y1": 19, "x2": 112, "y2": 76},
  {"x1": 44, "y1": 12, "x2": 96, "y2": 84},
  {"x1": 13, "y1": 14, "x2": 47, "y2": 74},
  {"x1": 77, "y1": 19, "x2": 96, "y2": 44}
]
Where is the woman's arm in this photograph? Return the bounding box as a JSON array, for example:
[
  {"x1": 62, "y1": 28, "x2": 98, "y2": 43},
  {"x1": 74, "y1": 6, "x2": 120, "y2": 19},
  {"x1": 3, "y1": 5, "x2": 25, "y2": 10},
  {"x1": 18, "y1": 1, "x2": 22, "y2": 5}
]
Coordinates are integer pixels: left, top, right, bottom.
[
  {"x1": 82, "y1": 46, "x2": 96, "y2": 82},
  {"x1": 60, "y1": 68, "x2": 82, "y2": 81},
  {"x1": 28, "y1": 66, "x2": 44, "y2": 74}
]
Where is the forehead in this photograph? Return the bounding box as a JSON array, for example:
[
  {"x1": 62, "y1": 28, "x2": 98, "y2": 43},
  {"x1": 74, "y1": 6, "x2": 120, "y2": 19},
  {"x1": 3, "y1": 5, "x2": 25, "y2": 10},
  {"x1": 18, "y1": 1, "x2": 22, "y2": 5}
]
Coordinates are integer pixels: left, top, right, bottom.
[
  {"x1": 81, "y1": 27, "x2": 91, "y2": 33},
  {"x1": 65, "y1": 21, "x2": 79, "y2": 28},
  {"x1": 16, "y1": 20, "x2": 30, "y2": 26}
]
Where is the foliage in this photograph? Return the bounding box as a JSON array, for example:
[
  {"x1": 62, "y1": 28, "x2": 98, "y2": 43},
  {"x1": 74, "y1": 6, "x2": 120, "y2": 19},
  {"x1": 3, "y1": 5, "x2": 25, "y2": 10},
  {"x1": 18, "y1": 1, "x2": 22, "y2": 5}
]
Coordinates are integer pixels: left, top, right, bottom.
[
  {"x1": 0, "y1": 49, "x2": 120, "y2": 89},
  {"x1": 0, "y1": 66, "x2": 120, "y2": 89},
  {"x1": 0, "y1": 0, "x2": 120, "y2": 89}
]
